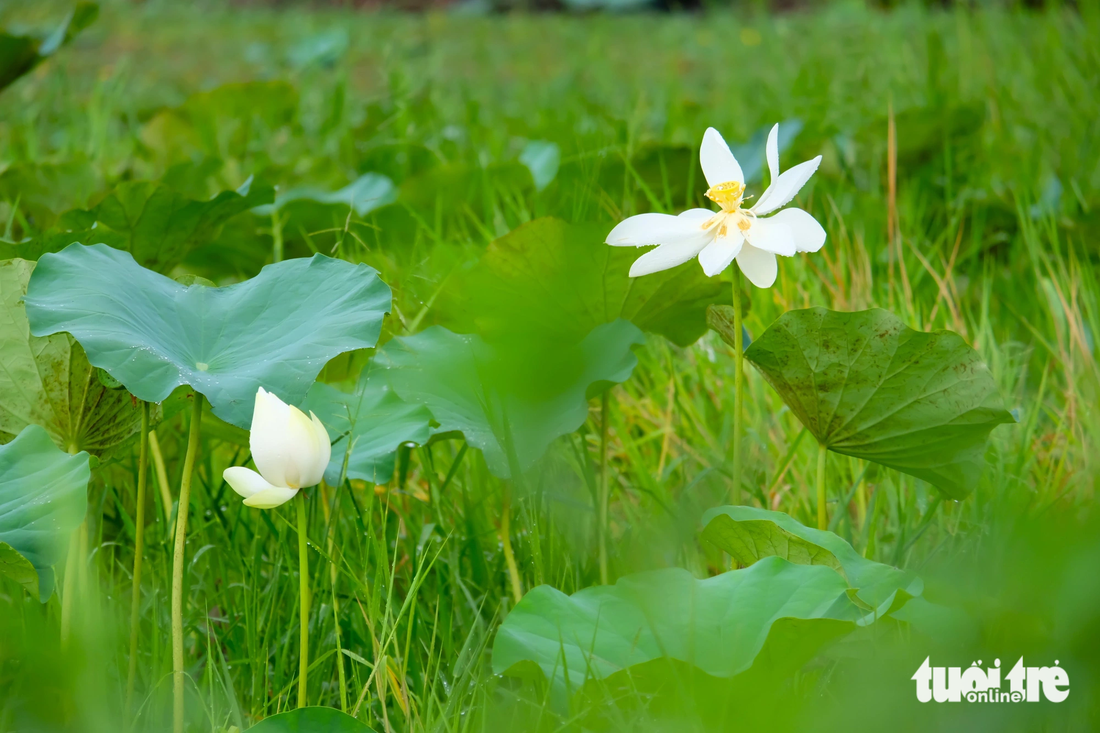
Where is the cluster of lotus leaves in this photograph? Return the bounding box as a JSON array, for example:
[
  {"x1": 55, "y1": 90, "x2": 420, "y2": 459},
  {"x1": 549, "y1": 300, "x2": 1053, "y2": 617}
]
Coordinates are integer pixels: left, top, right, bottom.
[
  {"x1": 710, "y1": 305, "x2": 1014, "y2": 499},
  {"x1": 493, "y1": 506, "x2": 925, "y2": 705}
]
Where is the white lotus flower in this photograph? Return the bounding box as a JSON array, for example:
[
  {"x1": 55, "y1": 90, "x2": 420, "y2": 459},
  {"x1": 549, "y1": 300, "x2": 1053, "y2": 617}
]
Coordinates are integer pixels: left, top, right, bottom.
[
  {"x1": 606, "y1": 124, "x2": 826, "y2": 288},
  {"x1": 223, "y1": 387, "x2": 331, "y2": 509}
]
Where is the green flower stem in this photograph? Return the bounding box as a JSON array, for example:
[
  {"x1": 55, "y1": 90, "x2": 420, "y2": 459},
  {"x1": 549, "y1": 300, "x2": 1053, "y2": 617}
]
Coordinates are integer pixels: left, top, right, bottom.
[
  {"x1": 500, "y1": 482, "x2": 523, "y2": 604},
  {"x1": 60, "y1": 441, "x2": 83, "y2": 649},
  {"x1": 816, "y1": 441, "x2": 828, "y2": 531},
  {"x1": 856, "y1": 471, "x2": 868, "y2": 528},
  {"x1": 731, "y1": 272, "x2": 744, "y2": 505},
  {"x1": 126, "y1": 401, "x2": 151, "y2": 714},
  {"x1": 172, "y1": 394, "x2": 204, "y2": 733},
  {"x1": 272, "y1": 209, "x2": 284, "y2": 264},
  {"x1": 597, "y1": 389, "x2": 611, "y2": 586},
  {"x1": 76, "y1": 520, "x2": 89, "y2": 613},
  {"x1": 325, "y1": 441, "x2": 355, "y2": 712},
  {"x1": 321, "y1": 480, "x2": 348, "y2": 712},
  {"x1": 149, "y1": 429, "x2": 173, "y2": 527},
  {"x1": 59, "y1": 526, "x2": 79, "y2": 648},
  {"x1": 297, "y1": 491, "x2": 311, "y2": 709}
]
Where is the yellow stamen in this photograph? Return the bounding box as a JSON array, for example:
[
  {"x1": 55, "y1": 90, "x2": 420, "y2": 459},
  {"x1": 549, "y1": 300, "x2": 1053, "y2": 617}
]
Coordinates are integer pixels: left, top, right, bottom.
[
  {"x1": 705, "y1": 180, "x2": 746, "y2": 212},
  {"x1": 702, "y1": 212, "x2": 724, "y2": 230}
]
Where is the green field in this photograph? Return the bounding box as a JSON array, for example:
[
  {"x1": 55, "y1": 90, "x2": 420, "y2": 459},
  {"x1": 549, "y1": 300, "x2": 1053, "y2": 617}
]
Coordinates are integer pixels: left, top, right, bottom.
[{"x1": 0, "y1": 2, "x2": 1098, "y2": 732}]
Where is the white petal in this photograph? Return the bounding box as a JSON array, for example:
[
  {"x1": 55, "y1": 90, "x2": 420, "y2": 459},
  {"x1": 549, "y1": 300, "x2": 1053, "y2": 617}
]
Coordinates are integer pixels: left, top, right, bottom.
[
  {"x1": 607, "y1": 213, "x2": 680, "y2": 247},
  {"x1": 629, "y1": 239, "x2": 708, "y2": 277},
  {"x1": 244, "y1": 486, "x2": 299, "y2": 509},
  {"x1": 280, "y1": 405, "x2": 326, "y2": 489},
  {"x1": 606, "y1": 209, "x2": 711, "y2": 247},
  {"x1": 765, "y1": 208, "x2": 826, "y2": 253},
  {"x1": 736, "y1": 244, "x2": 778, "y2": 289},
  {"x1": 744, "y1": 215, "x2": 797, "y2": 256},
  {"x1": 224, "y1": 466, "x2": 280, "y2": 499},
  {"x1": 766, "y1": 123, "x2": 780, "y2": 185},
  {"x1": 697, "y1": 230, "x2": 744, "y2": 277},
  {"x1": 249, "y1": 387, "x2": 329, "y2": 490},
  {"x1": 620, "y1": 211, "x2": 716, "y2": 278},
  {"x1": 677, "y1": 208, "x2": 717, "y2": 223},
  {"x1": 250, "y1": 387, "x2": 291, "y2": 487},
  {"x1": 299, "y1": 411, "x2": 331, "y2": 488},
  {"x1": 700, "y1": 127, "x2": 744, "y2": 187},
  {"x1": 752, "y1": 156, "x2": 822, "y2": 216}
]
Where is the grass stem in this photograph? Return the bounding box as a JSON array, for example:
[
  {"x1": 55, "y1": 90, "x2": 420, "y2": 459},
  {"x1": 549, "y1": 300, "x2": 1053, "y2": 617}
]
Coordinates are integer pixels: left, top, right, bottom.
[
  {"x1": 731, "y1": 272, "x2": 744, "y2": 505},
  {"x1": 59, "y1": 526, "x2": 79, "y2": 648},
  {"x1": 172, "y1": 394, "x2": 204, "y2": 733},
  {"x1": 500, "y1": 482, "x2": 522, "y2": 604},
  {"x1": 149, "y1": 428, "x2": 172, "y2": 527},
  {"x1": 597, "y1": 389, "x2": 610, "y2": 585},
  {"x1": 329, "y1": 436, "x2": 355, "y2": 711},
  {"x1": 126, "y1": 401, "x2": 150, "y2": 715},
  {"x1": 60, "y1": 440, "x2": 83, "y2": 649},
  {"x1": 297, "y1": 492, "x2": 311, "y2": 708},
  {"x1": 272, "y1": 210, "x2": 284, "y2": 263},
  {"x1": 816, "y1": 442, "x2": 828, "y2": 531}
]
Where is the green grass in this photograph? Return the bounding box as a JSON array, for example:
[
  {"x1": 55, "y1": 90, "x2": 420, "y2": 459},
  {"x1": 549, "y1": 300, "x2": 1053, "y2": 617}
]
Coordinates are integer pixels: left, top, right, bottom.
[{"x1": 1, "y1": 1, "x2": 1099, "y2": 731}]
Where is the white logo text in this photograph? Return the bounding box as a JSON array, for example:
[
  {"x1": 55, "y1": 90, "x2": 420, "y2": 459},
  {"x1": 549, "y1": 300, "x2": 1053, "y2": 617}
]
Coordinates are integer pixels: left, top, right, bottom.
[{"x1": 912, "y1": 657, "x2": 1069, "y2": 703}]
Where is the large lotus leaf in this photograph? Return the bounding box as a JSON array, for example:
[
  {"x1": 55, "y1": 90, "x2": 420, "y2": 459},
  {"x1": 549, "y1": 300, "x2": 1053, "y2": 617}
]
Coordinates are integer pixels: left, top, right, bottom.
[
  {"x1": 141, "y1": 81, "x2": 298, "y2": 160},
  {"x1": 0, "y1": 425, "x2": 89, "y2": 601},
  {"x1": 397, "y1": 162, "x2": 534, "y2": 215},
  {"x1": 0, "y1": 159, "x2": 101, "y2": 232},
  {"x1": 0, "y1": 3, "x2": 98, "y2": 92},
  {"x1": 376, "y1": 320, "x2": 644, "y2": 478},
  {"x1": 24, "y1": 245, "x2": 391, "y2": 429},
  {"x1": 251, "y1": 173, "x2": 397, "y2": 255},
  {"x1": 705, "y1": 303, "x2": 754, "y2": 349},
  {"x1": 701, "y1": 505, "x2": 922, "y2": 616},
  {"x1": 0, "y1": 543, "x2": 39, "y2": 598},
  {"x1": 448, "y1": 217, "x2": 724, "y2": 347},
  {"x1": 302, "y1": 369, "x2": 433, "y2": 486},
  {"x1": 90, "y1": 177, "x2": 273, "y2": 272},
  {"x1": 180, "y1": 213, "x2": 271, "y2": 281},
  {"x1": 492, "y1": 557, "x2": 868, "y2": 699},
  {"x1": 253, "y1": 173, "x2": 395, "y2": 218},
  {"x1": 247, "y1": 707, "x2": 376, "y2": 732},
  {"x1": 9, "y1": 177, "x2": 274, "y2": 273},
  {"x1": 743, "y1": 308, "x2": 1014, "y2": 498},
  {"x1": 0, "y1": 259, "x2": 144, "y2": 453},
  {"x1": 161, "y1": 155, "x2": 226, "y2": 198}
]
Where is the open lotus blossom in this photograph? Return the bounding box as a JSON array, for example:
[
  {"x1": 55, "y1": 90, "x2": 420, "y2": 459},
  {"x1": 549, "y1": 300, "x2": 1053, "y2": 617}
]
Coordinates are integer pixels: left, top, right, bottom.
[
  {"x1": 606, "y1": 124, "x2": 826, "y2": 288},
  {"x1": 223, "y1": 387, "x2": 331, "y2": 509}
]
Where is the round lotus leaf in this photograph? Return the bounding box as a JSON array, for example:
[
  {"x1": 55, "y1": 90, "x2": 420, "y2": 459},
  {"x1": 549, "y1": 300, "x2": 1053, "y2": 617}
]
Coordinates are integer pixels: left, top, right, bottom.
[
  {"x1": 701, "y1": 505, "x2": 922, "y2": 616},
  {"x1": 0, "y1": 258, "x2": 145, "y2": 454},
  {"x1": 302, "y1": 368, "x2": 433, "y2": 486},
  {"x1": 744, "y1": 307, "x2": 1015, "y2": 499},
  {"x1": 23, "y1": 244, "x2": 391, "y2": 428},
  {"x1": 0, "y1": 425, "x2": 89, "y2": 601},
  {"x1": 247, "y1": 707, "x2": 377, "y2": 732},
  {"x1": 493, "y1": 557, "x2": 871, "y2": 704},
  {"x1": 376, "y1": 320, "x2": 644, "y2": 479},
  {"x1": 445, "y1": 217, "x2": 725, "y2": 347}
]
